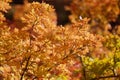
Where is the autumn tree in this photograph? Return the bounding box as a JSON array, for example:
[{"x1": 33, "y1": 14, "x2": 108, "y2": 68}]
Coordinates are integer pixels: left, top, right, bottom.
[
  {"x1": 0, "y1": 0, "x2": 120, "y2": 80},
  {"x1": 66, "y1": 0, "x2": 120, "y2": 34}
]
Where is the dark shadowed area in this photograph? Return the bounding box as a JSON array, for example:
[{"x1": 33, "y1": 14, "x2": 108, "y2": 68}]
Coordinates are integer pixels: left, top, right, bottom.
[{"x1": 7, "y1": 0, "x2": 72, "y2": 25}]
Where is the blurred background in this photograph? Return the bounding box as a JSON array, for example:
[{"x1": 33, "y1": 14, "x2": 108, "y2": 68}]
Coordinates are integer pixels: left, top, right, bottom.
[
  {"x1": 6, "y1": 0, "x2": 72, "y2": 25},
  {"x1": 6, "y1": 0, "x2": 120, "y2": 26}
]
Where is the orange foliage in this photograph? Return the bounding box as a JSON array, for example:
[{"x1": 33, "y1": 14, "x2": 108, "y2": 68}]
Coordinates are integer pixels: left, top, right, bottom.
[{"x1": 0, "y1": 0, "x2": 120, "y2": 80}]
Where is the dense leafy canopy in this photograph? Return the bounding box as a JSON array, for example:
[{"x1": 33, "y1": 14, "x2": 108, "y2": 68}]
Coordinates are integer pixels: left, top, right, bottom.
[{"x1": 0, "y1": 0, "x2": 120, "y2": 80}]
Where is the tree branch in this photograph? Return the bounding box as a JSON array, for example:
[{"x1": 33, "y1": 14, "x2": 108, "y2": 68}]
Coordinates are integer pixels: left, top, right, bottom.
[
  {"x1": 93, "y1": 74, "x2": 120, "y2": 80},
  {"x1": 20, "y1": 55, "x2": 31, "y2": 80},
  {"x1": 79, "y1": 56, "x2": 87, "y2": 80},
  {"x1": 20, "y1": 18, "x2": 38, "y2": 80}
]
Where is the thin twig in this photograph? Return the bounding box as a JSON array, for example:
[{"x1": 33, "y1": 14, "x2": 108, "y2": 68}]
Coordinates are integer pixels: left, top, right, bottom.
[
  {"x1": 47, "y1": 49, "x2": 75, "y2": 72},
  {"x1": 79, "y1": 56, "x2": 87, "y2": 80},
  {"x1": 20, "y1": 18, "x2": 38, "y2": 80},
  {"x1": 92, "y1": 74, "x2": 120, "y2": 80},
  {"x1": 20, "y1": 55, "x2": 31, "y2": 80}
]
